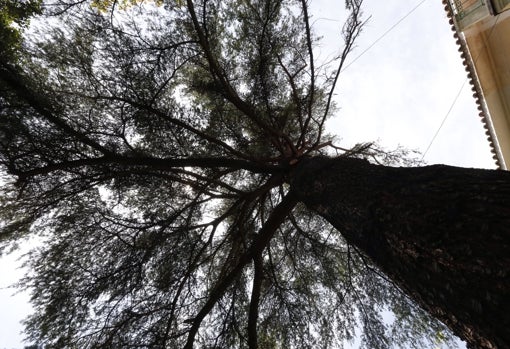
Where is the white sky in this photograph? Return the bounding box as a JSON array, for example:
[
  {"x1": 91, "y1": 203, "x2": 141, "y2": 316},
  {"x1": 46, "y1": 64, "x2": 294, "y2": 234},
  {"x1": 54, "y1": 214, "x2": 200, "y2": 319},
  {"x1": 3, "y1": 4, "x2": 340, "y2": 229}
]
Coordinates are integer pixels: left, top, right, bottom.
[{"x1": 0, "y1": 0, "x2": 497, "y2": 348}]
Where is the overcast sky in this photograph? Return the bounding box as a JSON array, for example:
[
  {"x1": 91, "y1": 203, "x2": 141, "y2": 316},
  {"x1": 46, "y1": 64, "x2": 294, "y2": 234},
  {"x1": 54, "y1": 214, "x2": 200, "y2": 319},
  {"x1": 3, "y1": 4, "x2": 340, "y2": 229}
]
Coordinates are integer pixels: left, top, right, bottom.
[{"x1": 0, "y1": 0, "x2": 496, "y2": 348}]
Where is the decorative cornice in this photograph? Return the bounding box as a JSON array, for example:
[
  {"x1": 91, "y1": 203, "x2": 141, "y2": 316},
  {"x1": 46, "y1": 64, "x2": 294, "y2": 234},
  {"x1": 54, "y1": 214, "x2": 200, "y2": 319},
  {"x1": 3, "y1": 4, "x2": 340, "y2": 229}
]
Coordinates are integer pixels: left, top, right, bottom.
[{"x1": 441, "y1": 0, "x2": 504, "y2": 169}]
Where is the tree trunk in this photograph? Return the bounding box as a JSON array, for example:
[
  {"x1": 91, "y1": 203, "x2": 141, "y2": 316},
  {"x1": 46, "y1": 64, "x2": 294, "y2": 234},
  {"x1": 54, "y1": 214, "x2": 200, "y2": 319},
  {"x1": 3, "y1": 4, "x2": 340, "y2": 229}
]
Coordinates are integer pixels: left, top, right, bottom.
[{"x1": 290, "y1": 156, "x2": 510, "y2": 349}]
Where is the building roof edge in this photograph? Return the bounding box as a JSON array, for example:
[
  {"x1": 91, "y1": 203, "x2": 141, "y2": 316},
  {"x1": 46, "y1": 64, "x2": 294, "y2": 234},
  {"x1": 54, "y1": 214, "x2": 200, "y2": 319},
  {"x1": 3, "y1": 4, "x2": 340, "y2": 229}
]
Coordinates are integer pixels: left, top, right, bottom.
[{"x1": 441, "y1": 0, "x2": 505, "y2": 169}]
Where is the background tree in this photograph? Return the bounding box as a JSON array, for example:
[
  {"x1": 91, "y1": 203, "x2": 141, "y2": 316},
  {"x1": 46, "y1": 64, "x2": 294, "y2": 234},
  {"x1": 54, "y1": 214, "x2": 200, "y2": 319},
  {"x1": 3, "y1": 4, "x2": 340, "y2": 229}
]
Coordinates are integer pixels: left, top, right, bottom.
[
  {"x1": 0, "y1": 0, "x2": 41, "y2": 59},
  {"x1": 0, "y1": 0, "x2": 508, "y2": 348}
]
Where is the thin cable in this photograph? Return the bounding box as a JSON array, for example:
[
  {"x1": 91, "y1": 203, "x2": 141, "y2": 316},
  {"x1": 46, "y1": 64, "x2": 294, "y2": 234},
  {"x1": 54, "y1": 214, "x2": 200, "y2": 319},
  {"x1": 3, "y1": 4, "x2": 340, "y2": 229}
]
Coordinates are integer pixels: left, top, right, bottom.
[
  {"x1": 341, "y1": 0, "x2": 428, "y2": 73},
  {"x1": 421, "y1": 12, "x2": 501, "y2": 159},
  {"x1": 422, "y1": 80, "x2": 467, "y2": 158}
]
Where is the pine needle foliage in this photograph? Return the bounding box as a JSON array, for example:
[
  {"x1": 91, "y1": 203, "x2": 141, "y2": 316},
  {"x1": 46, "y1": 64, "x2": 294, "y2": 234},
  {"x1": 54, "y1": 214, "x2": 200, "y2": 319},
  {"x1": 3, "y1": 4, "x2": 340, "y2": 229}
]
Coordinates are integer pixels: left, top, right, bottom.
[{"x1": 0, "y1": 0, "x2": 456, "y2": 348}]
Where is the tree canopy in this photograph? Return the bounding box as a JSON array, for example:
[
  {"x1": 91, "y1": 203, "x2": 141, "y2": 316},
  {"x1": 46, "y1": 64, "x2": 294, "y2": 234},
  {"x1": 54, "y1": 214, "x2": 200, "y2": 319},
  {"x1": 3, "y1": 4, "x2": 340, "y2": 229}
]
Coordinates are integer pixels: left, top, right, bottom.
[{"x1": 0, "y1": 0, "x2": 470, "y2": 348}]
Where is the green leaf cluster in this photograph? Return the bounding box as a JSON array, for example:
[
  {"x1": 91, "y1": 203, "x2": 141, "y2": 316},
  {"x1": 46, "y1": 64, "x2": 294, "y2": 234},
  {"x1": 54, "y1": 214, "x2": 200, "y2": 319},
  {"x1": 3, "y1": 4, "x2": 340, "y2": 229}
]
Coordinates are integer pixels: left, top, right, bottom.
[
  {"x1": 90, "y1": 0, "x2": 164, "y2": 12},
  {"x1": 0, "y1": 0, "x2": 41, "y2": 59}
]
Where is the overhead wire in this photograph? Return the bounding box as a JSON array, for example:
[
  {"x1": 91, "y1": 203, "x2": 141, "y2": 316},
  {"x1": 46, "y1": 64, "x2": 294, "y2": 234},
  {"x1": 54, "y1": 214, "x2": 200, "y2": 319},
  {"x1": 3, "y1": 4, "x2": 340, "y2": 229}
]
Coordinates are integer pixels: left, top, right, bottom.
[
  {"x1": 316, "y1": 0, "x2": 501, "y2": 162},
  {"x1": 341, "y1": 0, "x2": 428, "y2": 73},
  {"x1": 421, "y1": 79, "x2": 468, "y2": 159}
]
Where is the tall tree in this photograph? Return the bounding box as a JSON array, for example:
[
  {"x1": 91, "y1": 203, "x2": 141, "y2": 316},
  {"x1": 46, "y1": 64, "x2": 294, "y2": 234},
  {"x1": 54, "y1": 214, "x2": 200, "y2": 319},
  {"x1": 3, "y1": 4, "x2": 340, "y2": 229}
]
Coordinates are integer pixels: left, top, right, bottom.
[
  {"x1": 0, "y1": 0, "x2": 508, "y2": 348},
  {"x1": 291, "y1": 156, "x2": 510, "y2": 349}
]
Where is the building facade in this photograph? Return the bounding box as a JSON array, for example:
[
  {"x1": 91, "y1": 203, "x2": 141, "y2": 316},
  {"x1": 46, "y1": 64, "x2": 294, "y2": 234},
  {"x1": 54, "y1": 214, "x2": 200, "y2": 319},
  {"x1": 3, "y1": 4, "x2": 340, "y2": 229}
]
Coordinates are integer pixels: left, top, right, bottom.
[{"x1": 443, "y1": 0, "x2": 510, "y2": 169}]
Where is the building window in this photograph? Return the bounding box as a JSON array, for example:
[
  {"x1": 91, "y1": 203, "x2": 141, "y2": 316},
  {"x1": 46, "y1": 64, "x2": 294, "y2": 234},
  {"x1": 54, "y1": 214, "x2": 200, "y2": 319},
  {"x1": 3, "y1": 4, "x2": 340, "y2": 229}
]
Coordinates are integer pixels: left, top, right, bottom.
[{"x1": 449, "y1": 0, "x2": 491, "y2": 29}]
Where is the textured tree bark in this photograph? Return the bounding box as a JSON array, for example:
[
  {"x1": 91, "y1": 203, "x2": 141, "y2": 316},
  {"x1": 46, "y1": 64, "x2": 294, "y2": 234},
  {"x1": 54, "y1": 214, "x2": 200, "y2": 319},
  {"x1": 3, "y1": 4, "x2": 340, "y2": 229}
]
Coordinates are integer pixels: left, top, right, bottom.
[{"x1": 290, "y1": 156, "x2": 510, "y2": 349}]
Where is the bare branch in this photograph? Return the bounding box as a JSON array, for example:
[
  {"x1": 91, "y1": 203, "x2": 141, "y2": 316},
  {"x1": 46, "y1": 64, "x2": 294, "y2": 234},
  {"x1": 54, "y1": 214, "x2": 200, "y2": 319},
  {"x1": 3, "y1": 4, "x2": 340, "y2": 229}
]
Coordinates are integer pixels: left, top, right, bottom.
[{"x1": 315, "y1": 0, "x2": 364, "y2": 146}]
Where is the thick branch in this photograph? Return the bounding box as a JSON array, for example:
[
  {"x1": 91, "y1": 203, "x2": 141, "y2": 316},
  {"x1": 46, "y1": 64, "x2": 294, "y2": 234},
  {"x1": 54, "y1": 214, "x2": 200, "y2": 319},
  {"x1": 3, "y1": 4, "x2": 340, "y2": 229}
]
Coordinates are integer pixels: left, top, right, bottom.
[
  {"x1": 13, "y1": 154, "x2": 284, "y2": 180},
  {"x1": 247, "y1": 254, "x2": 263, "y2": 349},
  {"x1": 297, "y1": 0, "x2": 315, "y2": 148},
  {"x1": 183, "y1": 191, "x2": 298, "y2": 349},
  {"x1": 185, "y1": 0, "x2": 280, "y2": 141},
  {"x1": 63, "y1": 92, "x2": 254, "y2": 162},
  {"x1": 0, "y1": 62, "x2": 112, "y2": 155}
]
